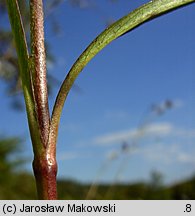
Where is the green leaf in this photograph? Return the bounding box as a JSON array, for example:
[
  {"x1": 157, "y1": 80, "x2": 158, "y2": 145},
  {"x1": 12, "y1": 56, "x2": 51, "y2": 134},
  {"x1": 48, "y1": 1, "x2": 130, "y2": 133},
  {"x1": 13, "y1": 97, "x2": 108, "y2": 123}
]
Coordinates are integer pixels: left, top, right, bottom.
[
  {"x1": 49, "y1": 0, "x2": 195, "y2": 148},
  {"x1": 6, "y1": 0, "x2": 44, "y2": 156},
  {"x1": 6, "y1": 0, "x2": 30, "y2": 96}
]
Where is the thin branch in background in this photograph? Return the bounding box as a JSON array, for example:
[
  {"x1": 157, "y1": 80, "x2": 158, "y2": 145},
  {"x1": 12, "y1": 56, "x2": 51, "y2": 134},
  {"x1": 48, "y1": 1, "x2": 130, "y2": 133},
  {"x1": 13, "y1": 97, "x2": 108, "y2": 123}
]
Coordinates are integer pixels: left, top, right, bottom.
[
  {"x1": 85, "y1": 152, "x2": 118, "y2": 199},
  {"x1": 104, "y1": 100, "x2": 176, "y2": 198},
  {"x1": 86, "y1": 99, "x2": 175, "y2": 199},
  {"x1": 72, "y1": 0, "x2": 115, "y2": 27}
]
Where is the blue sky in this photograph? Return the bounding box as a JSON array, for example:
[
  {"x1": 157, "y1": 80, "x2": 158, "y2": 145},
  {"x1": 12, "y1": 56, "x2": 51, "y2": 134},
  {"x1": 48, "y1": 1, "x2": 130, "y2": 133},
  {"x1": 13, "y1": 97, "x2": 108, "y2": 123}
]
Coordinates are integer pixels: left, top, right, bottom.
[{"x1": 0, "y1": 0, "x2": 195, "y2": 185}]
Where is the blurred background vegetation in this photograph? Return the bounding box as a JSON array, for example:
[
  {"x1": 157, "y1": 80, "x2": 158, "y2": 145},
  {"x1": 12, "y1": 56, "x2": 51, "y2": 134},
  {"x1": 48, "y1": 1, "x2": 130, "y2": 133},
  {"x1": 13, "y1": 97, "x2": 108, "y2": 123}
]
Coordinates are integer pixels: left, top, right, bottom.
[
  {"x1": 0, "y1": 136, "x2": 194, "y2": 199},
  {"x1": 0, "y1": 0, "x2": 195, "y2": 199}
]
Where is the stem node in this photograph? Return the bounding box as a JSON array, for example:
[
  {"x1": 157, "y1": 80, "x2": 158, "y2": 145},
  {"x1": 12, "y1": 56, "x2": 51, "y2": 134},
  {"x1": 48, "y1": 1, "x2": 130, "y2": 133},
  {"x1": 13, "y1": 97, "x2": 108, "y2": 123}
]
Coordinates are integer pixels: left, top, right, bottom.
[{"x1": 33, "y1": 156, "x2": 58, "y2": 200}]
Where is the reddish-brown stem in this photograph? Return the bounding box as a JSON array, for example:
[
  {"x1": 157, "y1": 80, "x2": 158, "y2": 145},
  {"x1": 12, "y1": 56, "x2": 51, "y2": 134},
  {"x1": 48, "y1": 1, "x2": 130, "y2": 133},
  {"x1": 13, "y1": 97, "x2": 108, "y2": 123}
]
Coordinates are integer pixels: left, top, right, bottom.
[
  {"x1": 30, "y1": 0, "x2": 57, "y2": 199},
  {"x1": 33, "y1": 155, "x2": 57, "y2": 200},
  {"x1": 30, "y1": 0, "x2": 50, "y2": 148}
]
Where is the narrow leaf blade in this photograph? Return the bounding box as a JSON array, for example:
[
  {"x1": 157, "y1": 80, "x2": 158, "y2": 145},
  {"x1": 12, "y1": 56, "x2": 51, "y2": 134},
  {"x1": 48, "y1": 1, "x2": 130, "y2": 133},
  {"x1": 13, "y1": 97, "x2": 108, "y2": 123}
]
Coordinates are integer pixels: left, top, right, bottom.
[{"x1": 6, "y1": 0, "x2": 44, "y2": 155}]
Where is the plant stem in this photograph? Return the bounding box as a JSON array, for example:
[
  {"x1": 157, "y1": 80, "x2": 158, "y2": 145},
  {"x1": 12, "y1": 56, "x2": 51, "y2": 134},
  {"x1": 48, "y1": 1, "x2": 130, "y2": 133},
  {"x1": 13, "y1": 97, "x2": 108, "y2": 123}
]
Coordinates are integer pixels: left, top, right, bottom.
[
  {"x1": 30, "y1": 0, "x2": 50, "y2": 148},
  {"x1": 33, "y1": 155, "x2": 57, "y2": 199},
  {"x1": 30, "y1": 0, "x2": 57, "y2": 199},
  {"x1": 32, "y1": 125, "x2": 58, "y2": 199}
]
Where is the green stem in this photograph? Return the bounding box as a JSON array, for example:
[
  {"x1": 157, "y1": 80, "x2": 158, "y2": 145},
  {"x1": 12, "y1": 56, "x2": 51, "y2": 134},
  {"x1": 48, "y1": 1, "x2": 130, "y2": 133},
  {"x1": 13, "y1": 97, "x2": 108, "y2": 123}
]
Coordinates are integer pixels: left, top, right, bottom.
[
  {"x1": 49, "y1": 0, "x2": 195, "y2": 149},
  {"x1": 5, "y1": 0, "x2": 43, "y2": 156}
]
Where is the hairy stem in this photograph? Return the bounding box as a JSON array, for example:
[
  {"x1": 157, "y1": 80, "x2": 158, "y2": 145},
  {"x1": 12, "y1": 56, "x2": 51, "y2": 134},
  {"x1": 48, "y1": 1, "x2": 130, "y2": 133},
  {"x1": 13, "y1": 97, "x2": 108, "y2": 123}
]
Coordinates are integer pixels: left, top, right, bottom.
[
  {"x1": 30, "y1": 0, "x2": 57, "y2": 199},
  {"x1": 30, "y1": 0, "x2": 50, "y2": 148}
]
